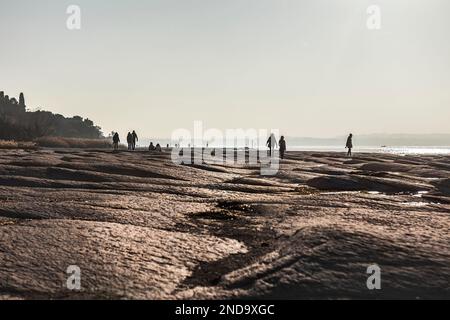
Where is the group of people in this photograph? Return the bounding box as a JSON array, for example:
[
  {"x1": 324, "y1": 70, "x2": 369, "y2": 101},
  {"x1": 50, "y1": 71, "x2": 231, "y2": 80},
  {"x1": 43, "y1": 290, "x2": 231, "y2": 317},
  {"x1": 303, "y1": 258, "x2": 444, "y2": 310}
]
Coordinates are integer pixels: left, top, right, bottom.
[
  {"x1": 266, "y1": 134, "x2": 287, "y2": 159},
  {"x1": 126, "y1": 131, "x2": 139, "y2": 150},
  {"x1": 113, "y1": 130, "x2": 354, "y2": 157},
  {"x1": 148, "y1": 142, "x2": 162, "y2": 152},
  {"x1": 111, "y1": 130, "x2": 166, "y2": 152},
  {"x1": 112, "y1": 130, "x2": 138, "y2": 151},
  {"x1": 266, "y1": 133, "x2": 354, "y2": 158}
]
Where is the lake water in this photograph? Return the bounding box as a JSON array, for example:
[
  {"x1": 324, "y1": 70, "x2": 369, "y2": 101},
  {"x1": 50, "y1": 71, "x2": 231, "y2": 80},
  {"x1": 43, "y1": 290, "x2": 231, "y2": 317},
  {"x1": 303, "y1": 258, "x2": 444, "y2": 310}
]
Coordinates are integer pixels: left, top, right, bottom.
[
  {"x1": 288, "y1": 146, "x2": 450, "y2": 155},
  {"x1": 138, "y1": 139, "x2": 450, "y2": 155}
]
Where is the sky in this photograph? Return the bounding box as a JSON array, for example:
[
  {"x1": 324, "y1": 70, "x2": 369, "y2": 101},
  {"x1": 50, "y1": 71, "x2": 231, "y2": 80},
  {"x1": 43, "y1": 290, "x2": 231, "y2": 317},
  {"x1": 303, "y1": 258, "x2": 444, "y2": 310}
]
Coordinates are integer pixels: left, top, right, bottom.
[{"x1": 1, "y1": 0, "x2": 450, "y2": 138}]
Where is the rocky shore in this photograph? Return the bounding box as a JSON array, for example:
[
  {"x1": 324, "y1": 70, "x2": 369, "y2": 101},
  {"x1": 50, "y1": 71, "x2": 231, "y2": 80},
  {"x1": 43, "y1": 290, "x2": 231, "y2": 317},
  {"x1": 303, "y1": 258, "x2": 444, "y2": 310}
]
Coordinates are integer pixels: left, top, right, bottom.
[{"x1": 0, "y1": 149, "x2": 449, "y2": 299}]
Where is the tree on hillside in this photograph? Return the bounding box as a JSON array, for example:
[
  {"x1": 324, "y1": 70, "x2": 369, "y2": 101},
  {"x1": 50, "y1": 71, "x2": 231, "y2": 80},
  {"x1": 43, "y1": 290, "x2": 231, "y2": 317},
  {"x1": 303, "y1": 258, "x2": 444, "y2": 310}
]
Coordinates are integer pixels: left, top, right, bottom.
[
  {"x1": 19, "y1": 92, "x2": 25, "y2": 107},
  {"x1": 0, "y1": 90, "x2": 104, "y2": 140}
]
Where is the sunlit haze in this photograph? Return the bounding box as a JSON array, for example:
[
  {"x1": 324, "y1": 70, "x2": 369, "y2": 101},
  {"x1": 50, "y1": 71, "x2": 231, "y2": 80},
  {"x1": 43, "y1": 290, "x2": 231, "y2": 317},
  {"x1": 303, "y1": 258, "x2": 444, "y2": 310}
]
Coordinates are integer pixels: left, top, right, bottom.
[{"x1": 2, "y1": 0, "x2": 449, "y2": 138}]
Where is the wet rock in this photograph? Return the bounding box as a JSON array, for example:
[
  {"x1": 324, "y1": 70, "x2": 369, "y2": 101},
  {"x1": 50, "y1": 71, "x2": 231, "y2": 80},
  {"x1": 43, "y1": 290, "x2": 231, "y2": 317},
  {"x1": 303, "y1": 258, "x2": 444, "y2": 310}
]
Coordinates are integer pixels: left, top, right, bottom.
[
  {"x1": 0, "y1": 220, "x2": 246, "y2": 299},
  {"x1": 0, "y1": 149, "x2": 449, "y2": 299},
  {"x1": 360, "y1": 162, "x2": 414, "y2": 172},
  {"x1": 306, "y1": 175, "x2": 430, "y2": 193},
  {"x1": 433, "y1": 179, "x2": 450, "y2": 196}
]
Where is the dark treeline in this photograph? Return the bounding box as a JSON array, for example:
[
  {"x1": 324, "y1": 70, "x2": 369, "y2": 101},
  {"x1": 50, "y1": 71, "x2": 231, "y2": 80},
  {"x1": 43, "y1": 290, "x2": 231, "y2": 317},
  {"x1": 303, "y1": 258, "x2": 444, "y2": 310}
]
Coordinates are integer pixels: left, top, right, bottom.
[{"x1": 0, "y1": 91, "x2": 103, "y2": 140}]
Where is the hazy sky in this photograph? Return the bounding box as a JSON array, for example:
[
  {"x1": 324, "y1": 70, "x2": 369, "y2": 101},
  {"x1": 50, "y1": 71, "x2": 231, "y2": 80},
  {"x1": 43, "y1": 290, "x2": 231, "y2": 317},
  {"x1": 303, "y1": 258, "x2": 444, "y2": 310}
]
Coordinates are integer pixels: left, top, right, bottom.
[{"x1": 1, "y1": 0, "x2": 449, "y2": 138}]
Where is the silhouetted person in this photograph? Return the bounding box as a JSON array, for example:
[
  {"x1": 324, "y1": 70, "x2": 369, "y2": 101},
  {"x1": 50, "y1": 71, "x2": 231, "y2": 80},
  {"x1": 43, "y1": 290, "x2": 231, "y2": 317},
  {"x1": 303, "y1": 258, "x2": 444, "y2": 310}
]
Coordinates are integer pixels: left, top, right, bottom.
[
  {"x1": 266, "y1": 133, "x2": 278, "y2": 156},
  {"x1": 346, "y1": 133, "x2": 353, "y2": 157},
  {"x1": 132, "y1": 130, "x2": 138, "y2": 150},
  {"x1": 155, "y1": 143, "x2": 162, "y2": 152},
  {"x1": 149, "y1": 142, "x2": 156, "y2": 151},
  {"x1": 113, "y1": 132, "x2": 120, "y2": 151},
  {"x1": 279, "y1": 136, "x2": 287, "y2": 159},
  {"x1": 126, "y1": 132, "x2": 133, "y2": 150}
]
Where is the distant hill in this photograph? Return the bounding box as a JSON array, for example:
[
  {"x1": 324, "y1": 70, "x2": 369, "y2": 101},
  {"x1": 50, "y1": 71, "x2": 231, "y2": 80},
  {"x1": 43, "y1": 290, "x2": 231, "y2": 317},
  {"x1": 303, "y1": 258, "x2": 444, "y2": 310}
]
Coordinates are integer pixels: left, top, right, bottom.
[{"x1": 0, "y1": 91, "x2": 103, "y2": 141}]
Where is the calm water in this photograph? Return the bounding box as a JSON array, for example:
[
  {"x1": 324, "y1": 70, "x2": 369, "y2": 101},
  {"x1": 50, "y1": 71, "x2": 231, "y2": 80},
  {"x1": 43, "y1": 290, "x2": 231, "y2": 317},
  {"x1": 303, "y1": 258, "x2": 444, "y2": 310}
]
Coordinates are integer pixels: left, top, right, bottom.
[
  {"x1": 288, "y1": 146, "x2": 450, "y2": 155},
  {"x1": 184, "y1": 145, "x2": 450, "y2": 155}
]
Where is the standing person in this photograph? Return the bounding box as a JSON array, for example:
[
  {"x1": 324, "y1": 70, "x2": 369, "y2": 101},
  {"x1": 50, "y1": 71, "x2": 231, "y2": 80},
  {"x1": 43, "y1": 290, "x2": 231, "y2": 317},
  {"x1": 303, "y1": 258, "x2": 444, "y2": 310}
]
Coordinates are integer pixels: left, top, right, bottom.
[
  {"x1": 112, "y1": 132, "x2": 120, "y2": 151},
  {"x1": 266, "y1": 133, "x2": 278, "y2": 157},
  {"x1": 127, "y1": 132, "x2": 133, "y2": 150},
  {"x1": 346, "y1": 133, "x2": 353, "y2": 157},
  {"x1": 279, "y1": 136, "x2": 287, "y2": 159},
  {"x1": 132, "y1": 130, "x2": 138, "y2": 150}
]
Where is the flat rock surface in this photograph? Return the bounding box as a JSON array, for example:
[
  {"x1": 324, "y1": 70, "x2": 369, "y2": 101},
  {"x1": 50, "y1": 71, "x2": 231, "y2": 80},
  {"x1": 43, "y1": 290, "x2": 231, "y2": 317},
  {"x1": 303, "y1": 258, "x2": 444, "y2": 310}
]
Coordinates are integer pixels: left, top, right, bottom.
[{"x1": 0, "y1": 149, "x2": 449, "y2": 299}]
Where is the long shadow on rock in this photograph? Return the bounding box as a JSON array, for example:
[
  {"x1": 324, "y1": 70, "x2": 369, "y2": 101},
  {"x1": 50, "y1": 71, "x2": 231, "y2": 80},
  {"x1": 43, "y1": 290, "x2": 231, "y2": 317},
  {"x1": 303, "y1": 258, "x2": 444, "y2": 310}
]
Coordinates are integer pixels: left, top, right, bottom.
[
  {"x1": 239, "y1": 227, "x2": 450, "y2": 299},
  {"x1": 307, "y1": 175, "x2": 431, "y2": 194},
  {"x1": 176, "y1": 200, "x2": 279, "y2": 289}
]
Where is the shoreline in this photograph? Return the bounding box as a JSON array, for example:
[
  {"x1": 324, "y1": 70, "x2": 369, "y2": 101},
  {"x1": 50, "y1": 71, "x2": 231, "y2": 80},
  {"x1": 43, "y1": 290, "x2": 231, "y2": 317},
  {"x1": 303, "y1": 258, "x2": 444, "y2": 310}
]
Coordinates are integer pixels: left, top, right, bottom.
[{"x1": 0, "y1": 149, "x2": 449, "y2": 299}]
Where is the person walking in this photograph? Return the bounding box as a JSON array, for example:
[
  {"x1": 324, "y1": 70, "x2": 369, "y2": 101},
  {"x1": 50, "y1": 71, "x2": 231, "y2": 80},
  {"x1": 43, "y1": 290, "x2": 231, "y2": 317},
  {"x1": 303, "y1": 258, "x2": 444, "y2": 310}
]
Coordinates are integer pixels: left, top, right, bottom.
[
  {"x1": 132, "y1": 130, "x2": 138, "y2": 150},
  {"x1": 279, "y1": 136, "x2": 287, "y2": 159},
  {"x1": 127, "y1": 132, "x2": 133, "y2": 150},
  {"x1": 112, "y1": 132, "x2": 120, "y2": 151},
  {"x1": 346, "y1": 133, "x2": 353, "y2": 157},
  {"x1": 266, "y1": 133, "x2": 278, "y2": 157}
]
